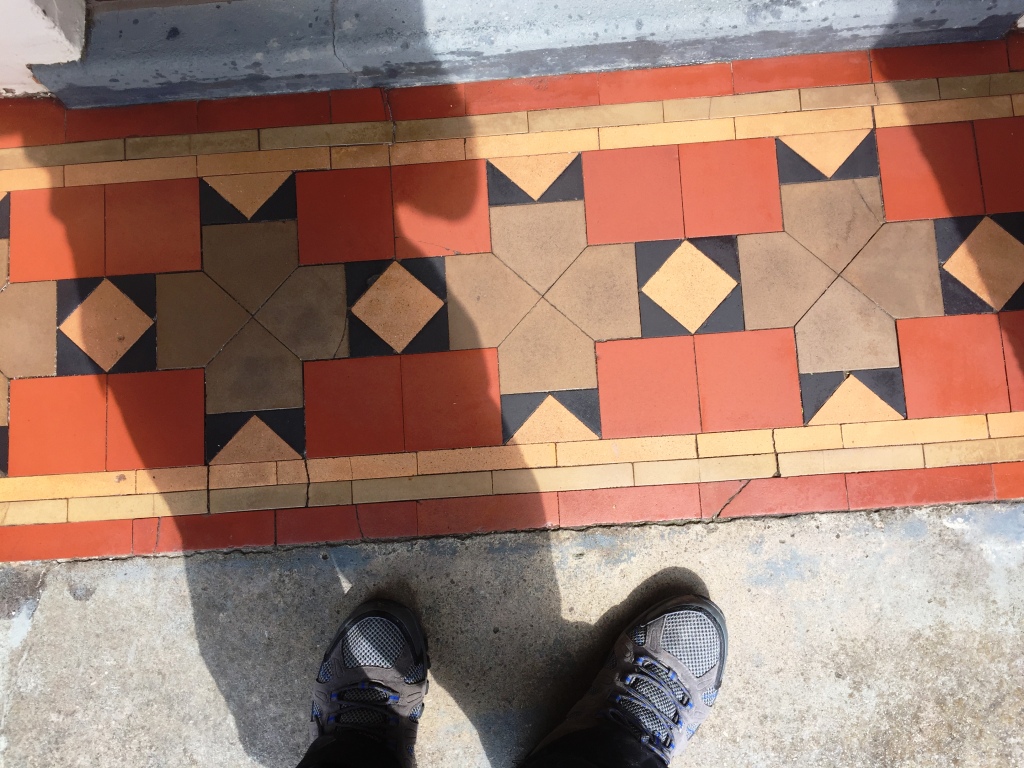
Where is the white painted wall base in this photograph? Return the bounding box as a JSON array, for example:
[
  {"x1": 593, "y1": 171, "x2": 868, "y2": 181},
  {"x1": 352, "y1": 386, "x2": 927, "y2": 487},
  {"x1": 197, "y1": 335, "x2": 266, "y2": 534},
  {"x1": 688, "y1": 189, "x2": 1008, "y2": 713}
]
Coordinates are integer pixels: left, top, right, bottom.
[{"x1": 0, "y1": 0, "x2": 85, "y2": 95}]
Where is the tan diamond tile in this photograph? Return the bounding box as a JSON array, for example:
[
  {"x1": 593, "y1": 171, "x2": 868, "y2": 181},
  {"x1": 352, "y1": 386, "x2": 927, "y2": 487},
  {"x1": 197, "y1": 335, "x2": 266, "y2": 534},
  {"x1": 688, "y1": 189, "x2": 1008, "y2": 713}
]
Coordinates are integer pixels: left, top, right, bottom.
[
  {"x1": 640, "y1": 242, "x2": 736, "y2": 333},
  {"x1": 943, "y1": 217, "x2": 1024, "y2": 309},
  {"x1": 490, "y1": 201, "x2": 587, "y2": 292},
  {"x1": 157, "y1": 272, "x2": 250, "y2": 369},
  {"x1": 489, "y1": 154, "x2": 577, "y2": 200},
  {"x1": 0, "y1": 281, "x2": 56, "y2": 378},
  {"x1": 204, "y1": 172, "x2": 291, "y2": 219},
  {"x1": 202, "y1": 221, "x2": 298, "y2": 313},
  {"x1": 446, "y1": 252, "x2": 540, "y2": 350},
  {"x1": 59, "y1": 280, "x2": 152, "y2": 372},
  {"x1": 782, "y1": 180, "x2": 882, "y2": 272},
  {"x1": 351, "y1": 261, "x2": 443, "y2": 353},
  {"x1": 547, "y1": 243, "x2": 640, "y2": 341},
  {"x1": 508, "y1": 395, "x2": 598, "y2": 444},
  {"x1": 256, "y1": 265, "x2": 347, "y2": 360},
  {"x1": 498, "y1": 299, "x2": 596, "y2": 394}
]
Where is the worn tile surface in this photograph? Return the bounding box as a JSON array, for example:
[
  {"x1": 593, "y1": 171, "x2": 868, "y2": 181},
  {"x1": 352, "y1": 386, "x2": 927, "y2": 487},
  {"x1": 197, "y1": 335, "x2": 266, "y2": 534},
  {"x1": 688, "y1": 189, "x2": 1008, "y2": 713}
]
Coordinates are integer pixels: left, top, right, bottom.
[
  {"x1": 490, "y1": 201, "x2": 587, "y2": 293},
  {"x1": 498, "y1": 299, "x2": 597, "y2": 394},
  {"x1": 738, "y1": 233, "x2": 835, "y2": 330},
  {"x1": 782, "y1": 180, "x2": 883, "y2": 272}
]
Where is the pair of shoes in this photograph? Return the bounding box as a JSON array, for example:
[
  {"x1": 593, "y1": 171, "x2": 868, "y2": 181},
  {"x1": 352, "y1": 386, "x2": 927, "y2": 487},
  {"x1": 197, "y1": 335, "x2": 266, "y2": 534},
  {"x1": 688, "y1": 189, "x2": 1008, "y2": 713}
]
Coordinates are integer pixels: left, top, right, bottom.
[{"x1": 308, "y1": 596, "x2": 727, "y2": 767}]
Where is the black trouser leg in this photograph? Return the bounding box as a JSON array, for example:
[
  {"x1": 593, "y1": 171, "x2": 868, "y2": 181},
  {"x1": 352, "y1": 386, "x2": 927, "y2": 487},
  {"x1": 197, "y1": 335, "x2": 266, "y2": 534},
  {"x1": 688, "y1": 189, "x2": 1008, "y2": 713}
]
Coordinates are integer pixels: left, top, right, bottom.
[
  {"x1": 296, "y1": 733, "x2": 403, "y2": 768},
  {"x1": 521, "y1": 726, "x2": 666, "y2": 768}
]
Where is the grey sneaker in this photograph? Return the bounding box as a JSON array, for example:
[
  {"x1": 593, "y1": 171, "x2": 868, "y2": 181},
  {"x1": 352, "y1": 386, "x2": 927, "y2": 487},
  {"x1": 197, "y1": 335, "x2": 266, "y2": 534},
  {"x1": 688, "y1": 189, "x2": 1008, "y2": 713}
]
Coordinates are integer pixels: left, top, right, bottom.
[
  {"x1": 535, "y1": 595, "x2": 727, "y2": 764},
  {"x1": 310, "y1": 599, "x2": 430, "y2": 767}
]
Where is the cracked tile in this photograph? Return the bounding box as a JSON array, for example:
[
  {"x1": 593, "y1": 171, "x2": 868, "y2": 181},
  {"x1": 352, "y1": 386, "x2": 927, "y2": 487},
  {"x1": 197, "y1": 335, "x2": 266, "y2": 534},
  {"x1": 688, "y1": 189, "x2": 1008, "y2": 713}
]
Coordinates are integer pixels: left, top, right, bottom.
[
  {"x1": 206, "y1": 319, "x2": 303, "y2": 413},
  {"x1": 202, "y1": 221, "x2": 298, "y2": 313},
  {"x1": 256, "y1": 265, "x2": 348, "y2": 360},
  {"x1": 782, "y1": 179, "x2": 882, "y2": 272},
  {"x1": 157, "y1": 272, "x2": 250, "y2": 369},
  {"x1": 738, "y1": 232, "x2": 835, "y2": 330}
]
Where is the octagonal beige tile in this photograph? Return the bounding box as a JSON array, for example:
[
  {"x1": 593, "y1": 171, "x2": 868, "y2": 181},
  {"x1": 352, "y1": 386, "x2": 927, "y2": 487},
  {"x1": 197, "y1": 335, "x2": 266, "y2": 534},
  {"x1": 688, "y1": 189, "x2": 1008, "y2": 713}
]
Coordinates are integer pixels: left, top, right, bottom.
[
  {"x1": 738, "y1": 232, "x2": 835, "y2": 330},
  {"x1": 498, "y1": 299, "x2": 596, "y2": 394},
  {"x1": 447, "y1": 252, "x2": 540, "y2": 350},
  {"x1": 546, "y1": 243, "x2": 640, "y2": 341},
  {"x1": 203, "y1": 221, "x2": 298, "y2": 313},
  {"x1": 257, "y1": 264, "x2": 348, "y2": 360},
  {"x1": 206, "y1": 319, "x2": 303, "y2": 413},
  {"x1": 783, "y1": 180, "x2": 883, "y2": 272},
  {"x1": 490, "y1": 201, "x2": 587, "y2": 293}
]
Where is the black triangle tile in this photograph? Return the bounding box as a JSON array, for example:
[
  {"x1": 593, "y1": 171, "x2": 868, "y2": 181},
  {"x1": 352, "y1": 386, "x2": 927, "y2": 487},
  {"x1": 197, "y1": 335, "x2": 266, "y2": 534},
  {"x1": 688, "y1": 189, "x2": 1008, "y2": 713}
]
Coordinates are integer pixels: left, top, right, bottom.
[
  {"x1": 635, "y1": 240, "x2": 683, "y2": 288},
  {"x1": 486, "y1": 163, "x2": 534, "y2": 207},
  {"x1": 258, "y1": 408, "x2": 306, "y2": 456},
  {"x1": 830, "y1": 132, "x2": 880, "y2": 180},
  {"x1": 934, "y1": 216, "x2": 985, "y2": 264},
  {"x1": 550, "y1": 389, "x2": 601, "y2": 437},
  {"x1": 345, "y1": 260, "x2": 394, "y2": 305},
  {"x1": 403, "y1": 305, "x2": 449, "y2": 355},
  {"x1": 107, "y1": 325, "x2": 157, "y2": 374},
  {"x1": 0, "y1": 426, "x2": 8, "y2": 476},
  {"x1": 205, "y1": 411, "x2": 254, "y2": 463},
  {"x1": 537, "y1": 155, "x2": 584, "y2": 203},
  {"x1": 500, "y1": 392, "x2": 548, "y2": 443},
  {"x1": 1002, "y1": 282, "x2": 1024, "y2": 312},
  {"x1": 250, "y1": 174, "x2": 297, "y2": 222},
  {"x1": 107, "y1": 274, "x2": 157, "y2": 319},
  {"x1": 851, "y1": 368, "x2": 906, "y2": 417},
  {"x1": 402, "y1": 256, "x2": 446, "y2": 300},
  {"x1": 348, "y1": 314, "x2": 396, "y2": 357},
  {"x1": 799, "y1": 371, "x2": 846, "y2": 424},
  {"x1": 990, "y1": 211, "x2": 1024, "y2": 244},
  {"x1": 199, "y1": 179, "x2": 248, "y2": 226},
  {"x1": 56, "y1": 330, "x2": 104, "y2": 376},
  {"x1": 691, "y1": 236, "x2": 740, "y2": 281},
  {"x1": 639, "y1": 292, "x2": 690, "y2": 338},
  {"x1": 0, "y1": 193, "x2": 9, "y2": 240},
  {"x1": 696, "y1": 286, "x2": 744, "y2": 335},
  {"x1": 940, "y1": 270, "x2": 993, "y2": 315},
  {"x1": 776, "y1": 139, "x2": 828, "y2": 184},
  {"x1": 56, "y1": 278, "x2": 104, "y2": 324}
]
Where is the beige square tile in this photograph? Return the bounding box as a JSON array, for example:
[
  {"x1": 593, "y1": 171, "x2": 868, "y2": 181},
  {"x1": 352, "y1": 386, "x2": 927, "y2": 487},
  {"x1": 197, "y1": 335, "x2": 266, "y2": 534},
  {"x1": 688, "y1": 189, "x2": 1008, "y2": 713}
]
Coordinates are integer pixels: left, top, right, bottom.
[
  {"x1": 210, "y1": 484, "x2": 306, "y2": 513},
  {"x1": 641, "y1": 241, "x2": 736, "y2": 333},
  {"x1": 492, "y1": 463, "x2": 633, "y2": 494},
  {"x1": 738, "y1": 232, "x2": 835, "y2": 330},
  {"x1": 203, "y1": 221, "x2": 298, "y2": 312},
  {"x1": 352, "y1": 472, "x2": 492, "y2": 504},
  {"x1": 697, "y1": 430, "x2": 774, "y2": 458},
  {"x1": 64, "y1": 156, "x2": 196, "y2": 186},
  {"x1": 783, "y1": 179, "x2": 882, "y2": 272},
  {"x1": 351, "y1": 262, "x2": 444, "y2": 353},
  {"x1": 156, "y1": 272, "x2": 250, "y2": 369},
  {"x1": 490, "y1": 200, "x2": 587, "y2": 293},
  {"x1": 418, "y1": 444, "x2": 556, "y2": 474},
  {"x1": 710, "y1": 90, "x2": 801, "y2": 118},
  {"x1": 842, "y1": 415, "x2": 988, "y2": 448},
  {"x1": 598, "y1": 118, "x2": 734, "y2": 150},
  {"x1": 557, "y1": 435, "x2": 697, "y2": 466},
  {"x1": 59, "y1": 279, "x2": 153, "y2": 372},
  {"x1": 773, "y1": 425, "x2": 844, "y2": 453},
  {"x1": 546, "y1": 244, "x2": 640, "y2": 341},
  {"x1": 0, "y1": 280, "x2": 56, "y2": 377},
  {"x1": 256, "y1": 264, "x2": 348, "y2": 361},
  {"x1": 528, "y1": 102, "x2": 663, "y2": 132},
  {"x1": 943, "y1": 217, "x2": 1024, "y2": 310}
]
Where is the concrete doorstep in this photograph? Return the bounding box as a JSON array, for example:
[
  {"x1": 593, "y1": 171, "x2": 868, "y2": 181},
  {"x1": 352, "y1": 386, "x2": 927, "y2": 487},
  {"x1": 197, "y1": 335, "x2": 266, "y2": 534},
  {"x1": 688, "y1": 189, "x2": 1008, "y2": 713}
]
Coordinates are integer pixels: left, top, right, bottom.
[{"x1": 0, "y1": 502, "x2": 1021, "y2": 767}]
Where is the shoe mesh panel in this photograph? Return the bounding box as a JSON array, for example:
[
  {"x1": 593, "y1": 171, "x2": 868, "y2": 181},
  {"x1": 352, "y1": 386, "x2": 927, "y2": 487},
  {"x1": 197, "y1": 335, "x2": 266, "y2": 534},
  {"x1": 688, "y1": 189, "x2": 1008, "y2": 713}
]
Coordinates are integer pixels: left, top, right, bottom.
[
  {"x1": 312, "y1": 702, "x2": 321, "y2": 718},
  {"x1": 631, "y1": 678, "x2": 675, "y2": 719},
  {"x1": 341, "y1": 687, "x2": 391, "y2": 704},
  {"x1": 410, "y1": 703, "x2": 424, "y2": 722},
  {"x1": 404, "y1": 662, "x2": 426, "y2": 684},
  {"x1": 660, "y1": 611, "x2": 720, "y2": 678},
  {"x1": 342, "y1": 617, "x2": 405, "y2": 669},
  {"x1": 618, "y1": 698, "x2": 667, "y2": 740},
  {"x1": 702, "y1": 689, "x2": 718, "y2": 707},
  {"x1": 335, "y1": 707, "x2": 389, "y2": 727},
  {"x1": 631, "y1": 625, "x2": 647, "y2": 645},
  {"x1": 317, "y1": 660, "x2": 333, "y2": 683}
]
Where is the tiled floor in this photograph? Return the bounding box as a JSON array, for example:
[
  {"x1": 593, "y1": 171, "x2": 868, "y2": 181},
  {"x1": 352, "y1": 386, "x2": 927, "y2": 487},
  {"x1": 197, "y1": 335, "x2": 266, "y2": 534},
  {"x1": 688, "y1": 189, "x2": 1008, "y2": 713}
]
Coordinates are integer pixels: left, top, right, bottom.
[{"x1": 2, "y1": 39, "x2": 1024, "y2": 560}]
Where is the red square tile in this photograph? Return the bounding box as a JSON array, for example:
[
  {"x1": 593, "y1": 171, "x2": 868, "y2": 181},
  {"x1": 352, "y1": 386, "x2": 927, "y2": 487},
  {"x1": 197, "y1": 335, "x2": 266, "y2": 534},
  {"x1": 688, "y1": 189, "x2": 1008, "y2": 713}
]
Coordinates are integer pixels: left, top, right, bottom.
[
  {"x1": 679, "y1": 138, "x2": 782, "y2": 237},
  {"x1": 994, "y1": 462, "x2": 1024, "y2": 499},
  {"x1": 105, "y1": 179, "x2": 201, "y2": 275},
  {"x1": 598, "y1": 64, "x2": 733, "y2": 105},
  {"x1": 582, "y1": 146, "x2": 685, "y2": 244},
  {"x1": 9, "y1": 186, "x2": 105, "y2": 281},
  {"x1": 276, "y1": 506, "x2": 361, "y2": 545},
  {"x1": 305, "y1": 358, "x2": 405, "y2": 457},
  {"x1": 65, "y1": 102, "x2": 198, "y2": 142},
  {"x1": 356, "y1": 501, "x2": 418, "y2": 538},
  {"x1": 559, "y1": 484, "x2": 700, "y2": 527},
  {"x1": 0, "y1": 520, "x2": 133, "y2": 562},
  {"x1": 871, "y1": 41, "x2": 1009, "y2": 81},
  {"x1": 975, "y1": 117, "x2": 1024, "y2": 214},
  {"x1": 330, "y1": 88, "x2": 388, "y2": 123},
  {"x1": 721, "y1": 475, "x2": 848, "y2": 518},
  {"x1": 392, "y1": 160, "x2": 490, "y2": 258},
  {"x1": 463, "y1": 74, "x2": 600, "y2": 115},
  {"x1": 106, "y1": 370, "x2": 205, "y2": 471},
  {"x1": 847, "y1": 466, "x2": 993, "y2": 509},
  {"x1": 132, "y1": 518, "x2": 160, "y2": 555},
  {"x1": 156, "y1": 510, "x2": 276, "y2": 553},
  {"x1": 597, "y1": 337, "x2": 700, "y2": 438},
  {"x1": 418, "y1": 493, "x2": 558, "y2": 536},
  {"x1": 297, "y1": 167, "x2": 394, "y2": 263},
  {"x1": 9, "y1": 376, "x2": 107, "y2": 476},
  {"x1": 699, "y1": 481, "x2": 745, "y2": 519},
  {"x1": 0, "y1": 98, "x2": 65, "y2": 148},
  {"x1": 401, "y1": 349, "x2": 502, "y2": 451},
  {"x1": 733, "y1": 51, "x2": 871, "y2": 93},
  {"x1": 196, "y1": 93, "x2": 331, "y2": 132},
  {"x1": 1010, "y1": 34, "x2": 1024, "y2": 71},
  {"x1": 899, "y1": 315, "x2": 1010, "y2": 418},
  {"x1": 876, "y1": 123, "x2": 984, "y2": 221},
  {"x1": 387, "y1": 85, "x2": 466, "y2": 120},
  {"x1": 1000, "y1": 311, "x2": 1024, "y2": 411},
  {"x1": 694, "y1": 329, "x2": 803, "y2": 432}
]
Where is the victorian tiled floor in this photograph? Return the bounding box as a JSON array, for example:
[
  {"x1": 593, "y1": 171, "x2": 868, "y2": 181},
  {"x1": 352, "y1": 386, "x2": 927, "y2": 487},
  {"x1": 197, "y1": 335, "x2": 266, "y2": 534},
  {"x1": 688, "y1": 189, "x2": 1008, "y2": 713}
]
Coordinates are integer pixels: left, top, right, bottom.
[{"x1": 2, "y1": 39, "x2": 1024, "y2": 559}]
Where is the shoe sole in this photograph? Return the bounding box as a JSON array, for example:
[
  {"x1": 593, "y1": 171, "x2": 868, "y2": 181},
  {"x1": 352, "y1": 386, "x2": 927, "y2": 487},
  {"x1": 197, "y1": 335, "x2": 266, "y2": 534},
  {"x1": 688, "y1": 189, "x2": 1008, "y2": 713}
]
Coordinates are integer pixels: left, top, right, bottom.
[{"x1": 631, "y1": 594, "x2": 728, "y2": 688}]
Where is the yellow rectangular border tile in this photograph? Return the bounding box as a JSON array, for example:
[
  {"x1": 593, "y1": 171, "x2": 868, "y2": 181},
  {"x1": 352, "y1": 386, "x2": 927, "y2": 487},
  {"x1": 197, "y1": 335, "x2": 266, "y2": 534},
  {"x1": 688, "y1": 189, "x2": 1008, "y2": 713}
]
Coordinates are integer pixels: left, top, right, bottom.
[
  {"x1": 153, "y1": 490, "x2": 209, "y2": 517},
  {"x1": 277, "y1": 460, "x2": 309, "y2": 486},
  {"x1": 924, "y1": 436, "x2": 1024, "y2": 468},
  {"x1": 697, "y1": 430, "x2": 774, "y2": 458},
  {"x1": 493, "y1": 464, "x2": 632, "y2": 495},
  {"x1": 599, "y1": 118, "x2": 734, "y2": 150},
  {"x1": 774, "y1": 425, "x2": 844, "y2": 453},
  {"x1": 125, "y1": 135, "x2": 193, "y2": 160},
  {"x1": 307, "y1": 457, "x2": 353, "y2": 483},
  {"x1": 710, "y1": 90, "x2": 800, "y2": 118},
  {"x1": 465, "y1": 129, "x2": 599, "y2": 159},
  {"x1": 196, "y1": 147, "x2": 330, "y2": 177},
  {"x1": 529, "y1": 102, "x2": 663, "y2": 132},
  {"x1": 332, "y1": 144, "x2": 392, "y2": 169},
  {"x1": 988, "y1": 412, "x2": 1024, "y2": 439},
  {"x1": 0, "y1": 471, "x2": 134, "y2": 503},
  {"x1": 210, "y1": 484, "x2": 307, "y2": 514},
  {"x1": 209, "y1": 462, "x2": 276, "y2": 490},
  {"x1": 191, "y1": 130, "x2": 260, "y2": 155},
  {"x1": 874, "y1": 79, "x2": 940, "y2": 104},
  {"x1": 801, "y1": 84, "x2": 878, "y2": 110},
  {"x1": 778, "y1": 445, "x2": 924, "y2": 476},
  {"x1": 261, "y1": 122, "x2": 392, "y2": 150},
  {"x1": 353, "y1": 472, "x2": 492, "y2": 504},
  {"x1": 633, "y1": 459, "x2": 700, "y2": 487},
  {"x1": 0, "y1": 499, "x2": 68, "y2": 526},
  {"x1": 938, "y1": 75, "x2": 991, "y2": 99},
  {"x1": 1014, "y1": 93, "x2": 1024, "y2": 117},
  {"x1": 990, "y1": 72, "x2": 1024, "y2": 96},
  {"x1": 874, "y1": 96, "x2": 1013, "y2": 127},
  {"x1": 735, "y1": 107, "x2": 873, "y2": 139},
  {"x1": 136, "y1": 466, "x2": 207, "y2": 494},
  {"x1": 842, "y1": 415, "x2": 988, "y2": 448},
  {"x1": 0, "y1": 140, "x2": 124, "y2": 171},
  {"x1": 0, "y1": 166, "x2": 64, "y2": 192},
  {"x1": 396, "y1": 113, "x2": 528, "y2": 142},
  {"x1": 64, "y1": 156, "x2": 197, "y2": 186},
  {"x1": 418, "y1": 444, "x2": 556, "y2": 475},
  {"x1": 698, "y1": 454, "x2": 777, "y2": 482},
  {"x1": 389, "y1": 139, "x2": 465, "y2": 165},
  {"x1": 557, "y1": 435, "x2": 697, "y2": 467},
  {"x1": 69, "y1": 494, "x2": 157, "y2": 522},
  {"x1": 663, "y1": 97, "x2": 712, "y2": 122},
  {"x1": 351, "y1": 453, "x2": 418, "y2": 480},
  {"x1": 308, "y1": 481, "x2": 353, "y2": 507}
]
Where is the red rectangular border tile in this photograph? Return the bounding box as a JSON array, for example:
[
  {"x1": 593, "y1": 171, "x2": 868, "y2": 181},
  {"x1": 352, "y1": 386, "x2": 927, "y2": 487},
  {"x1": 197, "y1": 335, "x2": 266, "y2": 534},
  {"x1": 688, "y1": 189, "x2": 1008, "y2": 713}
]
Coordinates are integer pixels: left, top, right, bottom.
[
  {"x1": 733, "y1": 51, "x2": 871, "y2": 93},
  {"x1": 418, "y1": 493, "x2": 558, "y2": 536},
  {"x1": 276, "y1": 506, "x2": 361, "y2": 546},
  {"x1": 846, "y1": 466, "x2": 994, "y2": 510},
  {"x1": 132, "y1": 518, "x2": 160, "y2": 556},
  {"x1": 0, "y1": 98, "x2": 65, "y2": 149},
  {"x1": 197, "y1": 92, "x2": 332, "y2": 132},
  {"x1": 155, "y1": 511, "x2": 275, "y2": 553},
  {"x1": 598, "y1": 64, "x2": 733, "y2": 104},
  {"x1": 559, "y1": 485, "x2": 700, "y2": 527},
  {"x1": 357, "y1": 502, "x2": 418, "y2": 539},
  {"x1": 1010, "y1": 33, "x2": 1024, "y2": 72},
  {"x1": 720, "y1": 475, "x2": 849, "y2": 519},
  {"x1": 0, "y1": 520, "x2": 133, "y2": 562},
  {"x1": 463, "y1": 74, "x2": 600, "y2": 115},
  {"x1": 699, "y1": 481, "x2": 746, "y2": 520},
  {"x1": 66, "y1": 102, "x2": 199, "y2": 142},
  {"x1": 330, "y1": 89, "x2": 389, "y2": 123},
  {"x1": 871, "y1": 41, "x2": 1009, "y2": 81},
  {"x1": 387, "y1": 84, "x2": 466, "y2": 120},
  {"x1": 994, "y1": 462, "x2": 1024, "y2": 500}
]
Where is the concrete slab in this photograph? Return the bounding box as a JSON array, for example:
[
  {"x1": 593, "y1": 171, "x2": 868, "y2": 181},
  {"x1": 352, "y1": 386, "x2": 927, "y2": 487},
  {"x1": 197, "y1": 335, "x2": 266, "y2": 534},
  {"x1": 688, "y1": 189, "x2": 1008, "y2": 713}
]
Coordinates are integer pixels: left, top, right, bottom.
[{"x1": 0, "y1": 502, "x2": 1022, "y2": 766}]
